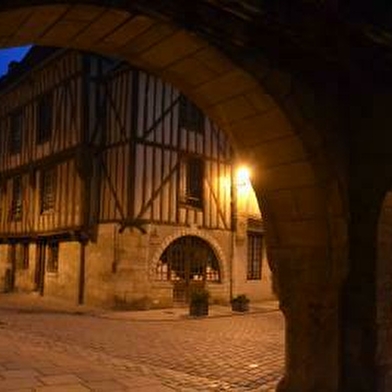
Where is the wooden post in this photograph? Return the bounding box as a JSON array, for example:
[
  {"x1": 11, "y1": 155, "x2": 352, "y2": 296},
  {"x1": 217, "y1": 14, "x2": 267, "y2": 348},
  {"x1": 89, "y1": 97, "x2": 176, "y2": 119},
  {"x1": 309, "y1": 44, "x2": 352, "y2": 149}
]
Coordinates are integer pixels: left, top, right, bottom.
[{"x1": 78, "y1": 241, "x2": 86, "y2": 305}]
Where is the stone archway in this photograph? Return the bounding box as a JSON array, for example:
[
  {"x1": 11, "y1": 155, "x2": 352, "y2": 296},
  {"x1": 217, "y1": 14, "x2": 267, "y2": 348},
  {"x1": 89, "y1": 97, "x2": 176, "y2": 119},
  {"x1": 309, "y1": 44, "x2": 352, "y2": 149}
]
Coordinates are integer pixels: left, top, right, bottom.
[
  {"x1": 0, "y1": 3, "x2": 348, "y2": 391},
  {"x1": 156, "y1": 235, "x2": 221, "y2": 303},
  {"x1": 150, "y1": 228, "x2": 228, "y2": 284}
]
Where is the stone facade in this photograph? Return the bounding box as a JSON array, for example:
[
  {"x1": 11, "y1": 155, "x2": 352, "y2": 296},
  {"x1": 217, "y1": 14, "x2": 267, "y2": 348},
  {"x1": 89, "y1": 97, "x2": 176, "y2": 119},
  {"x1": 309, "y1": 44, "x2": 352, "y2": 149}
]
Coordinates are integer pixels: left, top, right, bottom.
[{"x1": 0, "y1": 46, "x2": 274, "y2": 310}]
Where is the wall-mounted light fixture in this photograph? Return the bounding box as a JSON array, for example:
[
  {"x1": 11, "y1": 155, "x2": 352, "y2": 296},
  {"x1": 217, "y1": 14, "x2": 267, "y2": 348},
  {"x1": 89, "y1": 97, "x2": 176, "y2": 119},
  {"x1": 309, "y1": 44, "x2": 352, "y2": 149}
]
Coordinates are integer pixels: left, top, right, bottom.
[{"x1": 236, "y1": 166, "x2": 251, "y2": 189}]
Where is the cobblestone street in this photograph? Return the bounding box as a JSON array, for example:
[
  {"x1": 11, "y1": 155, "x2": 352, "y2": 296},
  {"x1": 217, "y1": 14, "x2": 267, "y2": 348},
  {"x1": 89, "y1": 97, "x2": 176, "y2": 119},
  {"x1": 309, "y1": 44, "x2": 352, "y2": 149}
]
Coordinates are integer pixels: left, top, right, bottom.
[{"x1": 0, "y1": 294, "x2": 284, "y2": 391}]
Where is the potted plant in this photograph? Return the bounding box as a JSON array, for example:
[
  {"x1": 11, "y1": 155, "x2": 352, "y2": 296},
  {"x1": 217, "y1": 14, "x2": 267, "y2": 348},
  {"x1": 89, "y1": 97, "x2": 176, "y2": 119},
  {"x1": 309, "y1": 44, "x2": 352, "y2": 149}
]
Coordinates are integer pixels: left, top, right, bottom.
[
  {"x1": 230, "y1": 294, "x2": 250, "y2": 312},
  {"x1": 189, "y1": 288, "x2": 209, "y2": 317}
]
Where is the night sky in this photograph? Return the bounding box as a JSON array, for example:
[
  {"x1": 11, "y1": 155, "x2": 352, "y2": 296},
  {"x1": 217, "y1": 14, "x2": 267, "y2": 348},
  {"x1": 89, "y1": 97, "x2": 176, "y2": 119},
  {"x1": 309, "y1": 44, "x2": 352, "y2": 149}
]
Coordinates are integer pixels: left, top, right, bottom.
[{"x1": 0, "y1": 46, "x2": 31, "y2": 77}]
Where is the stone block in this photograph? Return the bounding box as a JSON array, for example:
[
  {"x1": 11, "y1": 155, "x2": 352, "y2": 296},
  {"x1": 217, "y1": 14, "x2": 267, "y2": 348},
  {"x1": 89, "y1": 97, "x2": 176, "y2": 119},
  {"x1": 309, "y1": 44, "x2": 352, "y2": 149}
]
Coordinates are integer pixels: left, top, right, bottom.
[
  {"x1": 276, "y1": 220, "x2": 328, "y2": 247},
  {"x1": 195, "y1": 46, "x2": 234, "y2": 74},
  {"x1": 40, "y1": 374, "x2": 83, "y2": 385},
  {"x1": 102, "y1": 15, "x2": 154, "y2": 48},
  {"x1": 15, "y1": 6, "x2": 68, "y2": 40},
  {"x1": 163, "y1": 56, "x2": 217, "y2": 88},
  {"x1": 0, "y1": 9, "x2": 35, "y2": 36},
  {"x1": 232, "y1": 109, "x2": 293, "y2": 148},
  {"x1": 141, "y1": 30, "x2": 204, "y2": 70},
  {"x1": 72, "y1": 10, "x2": 130, "y2": 46},
  {"x1": 262, "y1": 161, "x2": 316, "y2": 191},
  {"x1": 121, "y1": 22, "x2": 177, "y2": 56},
  {"x1": 245, "y1": 135, "x2": 307, "y2": 168},
  {"x1": 65, "y1": 5, "x2": 105, "y2": 22},
  {"x1": 244, "y1": 89, "x2": 275, "y2": 114},
  {"x1": 192, "y1": 69, "x2": 258, "y2": 107},
  {"x1": 293, "y1": 187, "x2": 326, "y2": 219},
  {"x1": 40, "y1": 20, "x2": 88, "y2": 44},
  {"x1": 211, "y1": 95, "x2": 258, "y2": 124},
  {"x1": 264, "y1": 190, "x2": 299, "y2": 221}
]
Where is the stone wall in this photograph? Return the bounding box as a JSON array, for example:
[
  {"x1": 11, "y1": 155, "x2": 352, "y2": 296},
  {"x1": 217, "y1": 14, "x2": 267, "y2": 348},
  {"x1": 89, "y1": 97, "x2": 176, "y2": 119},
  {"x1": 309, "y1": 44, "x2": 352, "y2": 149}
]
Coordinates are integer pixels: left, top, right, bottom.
[
  {"x1": 13, "y1": 244, "x2": 36, "y2": 293},
  {"x1": 44, "y1": 242, "x2": 81, "y2": 303}
]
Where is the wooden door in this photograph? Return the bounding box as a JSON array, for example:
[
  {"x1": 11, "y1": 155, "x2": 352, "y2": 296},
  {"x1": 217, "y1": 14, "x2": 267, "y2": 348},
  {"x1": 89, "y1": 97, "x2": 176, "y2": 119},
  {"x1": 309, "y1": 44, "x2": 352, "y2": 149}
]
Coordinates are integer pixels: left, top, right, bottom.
[{"x1": 34, "y1": 242, "x2": 46, "y2": 295}]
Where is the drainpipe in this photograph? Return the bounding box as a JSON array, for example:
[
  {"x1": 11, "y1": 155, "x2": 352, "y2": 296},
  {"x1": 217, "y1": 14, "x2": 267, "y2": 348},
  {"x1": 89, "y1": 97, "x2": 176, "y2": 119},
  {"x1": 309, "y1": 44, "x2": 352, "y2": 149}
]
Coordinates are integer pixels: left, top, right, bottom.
[{"x1": 78, "y1": 241, "x2": 86, "y2": 305}]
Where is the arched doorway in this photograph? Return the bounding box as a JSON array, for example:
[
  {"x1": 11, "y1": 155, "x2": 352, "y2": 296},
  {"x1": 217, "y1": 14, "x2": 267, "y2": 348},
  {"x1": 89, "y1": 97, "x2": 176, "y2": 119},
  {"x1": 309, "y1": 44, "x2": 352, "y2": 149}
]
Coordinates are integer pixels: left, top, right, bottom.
[{"x1": 157, "y1": 235, "x2": 220, "y2": 303}]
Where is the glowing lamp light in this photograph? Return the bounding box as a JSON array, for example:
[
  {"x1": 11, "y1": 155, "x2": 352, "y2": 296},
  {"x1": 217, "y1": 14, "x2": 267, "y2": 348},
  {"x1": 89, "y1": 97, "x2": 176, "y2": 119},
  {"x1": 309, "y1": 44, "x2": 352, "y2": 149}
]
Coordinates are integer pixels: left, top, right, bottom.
[{"x1": 236, "y1": 166, "x2": 251, "y2": 188}]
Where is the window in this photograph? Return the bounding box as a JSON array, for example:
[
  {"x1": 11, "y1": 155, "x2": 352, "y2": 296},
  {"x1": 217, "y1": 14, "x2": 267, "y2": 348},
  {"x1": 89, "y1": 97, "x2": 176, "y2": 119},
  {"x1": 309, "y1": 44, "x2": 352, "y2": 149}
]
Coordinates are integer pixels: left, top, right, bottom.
[
  {"x1": 0, "y1": 182, "x2": 6, "y2": 220},
  {"x1": 47, "y1": 242, "x2": 59, "y2": 272},
  {"x1": 179, "y1": 94, "x2": 204, "y2": 133},
  {"x1": 10, "y1": 176, "x2": 22, "y2": 221},
  {"x1": 9, "y1": 109, "x2": 23, "y2": 154},
  {"x1": 156, "y1": 236, "x2": 220, "y2": 282},
  {"x1": 247, "y1": 232, "x2": 263, "y2": 280},
  {"x1": 40, "y1": 168, "x2": 56, "y2": 213},
  {"x1": 37, "y1": 92, "x2": 53, "y2": 144},
  {"x1": 183, "y1": 157, "x2": 204, "y2": 208}
]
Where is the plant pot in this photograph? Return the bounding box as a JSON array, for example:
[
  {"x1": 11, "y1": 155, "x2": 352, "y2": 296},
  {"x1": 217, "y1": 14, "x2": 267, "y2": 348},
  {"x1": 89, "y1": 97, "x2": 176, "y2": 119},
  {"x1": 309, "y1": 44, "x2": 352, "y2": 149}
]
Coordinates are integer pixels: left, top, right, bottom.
[
  {"x1": 189, "y1": 302, "x2": 209, "y2": 317},
  {"x1": 231, "y1": 301, "x2": 249, "y2": 312}
]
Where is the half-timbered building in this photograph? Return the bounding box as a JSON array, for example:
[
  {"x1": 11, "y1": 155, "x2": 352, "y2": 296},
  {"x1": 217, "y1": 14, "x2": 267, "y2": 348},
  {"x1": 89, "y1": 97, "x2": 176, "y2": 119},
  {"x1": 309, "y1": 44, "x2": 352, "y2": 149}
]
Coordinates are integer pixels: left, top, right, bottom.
[{"x1": 0, "y1": 46, "x2": 274, "y2": 308}]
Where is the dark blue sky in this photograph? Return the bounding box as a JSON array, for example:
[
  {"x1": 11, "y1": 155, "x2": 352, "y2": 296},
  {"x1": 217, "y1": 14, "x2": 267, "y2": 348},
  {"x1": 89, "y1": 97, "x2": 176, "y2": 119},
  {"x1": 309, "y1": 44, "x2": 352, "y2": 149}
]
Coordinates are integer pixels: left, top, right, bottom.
[{"x1": 0, "y1": 46, "x2": 31, "y2": 77}]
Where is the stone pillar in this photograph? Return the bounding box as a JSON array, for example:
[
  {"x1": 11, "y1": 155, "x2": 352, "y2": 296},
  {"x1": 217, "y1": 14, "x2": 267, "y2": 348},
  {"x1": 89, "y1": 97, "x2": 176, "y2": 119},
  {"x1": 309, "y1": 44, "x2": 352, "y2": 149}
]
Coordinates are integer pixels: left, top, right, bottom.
[
  {"x1": 276, "y1": 286, "x2": 340, "y2": 392},
  {"x1": 340, "y1": 188, "x2": 380, "y2": 392},
  {"x1": 377, "y1": 192, "x2": 392, "y2": 391},
  {"x1": 268, "y1": 246, "x2": 342, "y2": 392},
  {"x1": 340, "y1": 254, "x2": 377, "y2": 392}
]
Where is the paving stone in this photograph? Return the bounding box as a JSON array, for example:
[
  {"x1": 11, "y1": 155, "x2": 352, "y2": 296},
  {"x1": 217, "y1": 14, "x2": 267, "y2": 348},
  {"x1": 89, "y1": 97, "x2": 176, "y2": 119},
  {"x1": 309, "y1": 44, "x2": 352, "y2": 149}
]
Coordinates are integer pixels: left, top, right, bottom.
[
  {"x1": 35, "y1": 385, "x2": 90, "y2": 392},
  {"x1": 39, "y1": 374, "x2": 83, "y2": 385},
  {"x1": 76, "y1": 370, "x2": 115, "y2": 382},
  {"x1": 36, "y1": 367, "x2": 67, "y2": 376},
  {"x1": 84, "y1": 379, "x2": 128, "y2": 391},
  {"x1": 0, "y1": 369, "x2": 40, "y2": 378},
  {"x1": 0, "y1": 293, "x2": 284, "y2": 391},
  {"x1": 0, "y1": 377, "x2": 42, "y2": 390}
]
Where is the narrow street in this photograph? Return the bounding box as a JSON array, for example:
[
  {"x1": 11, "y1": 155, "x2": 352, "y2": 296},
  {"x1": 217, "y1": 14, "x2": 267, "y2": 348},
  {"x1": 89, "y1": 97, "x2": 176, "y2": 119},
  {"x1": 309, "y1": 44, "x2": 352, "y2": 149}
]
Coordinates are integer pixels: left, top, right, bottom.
[{"x1": 0, "y1": 294, "x2": 284, "y2": 391}]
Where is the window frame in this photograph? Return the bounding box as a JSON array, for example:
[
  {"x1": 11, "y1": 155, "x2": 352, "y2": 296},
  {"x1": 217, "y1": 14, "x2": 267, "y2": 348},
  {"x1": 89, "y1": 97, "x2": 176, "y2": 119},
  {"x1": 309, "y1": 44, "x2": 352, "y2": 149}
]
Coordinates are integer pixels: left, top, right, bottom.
[
  {"x1": 36, "y1": 92, "x2": 53, "y2": 145},
  {"x1": 180, "y1": 156, "x2": 204, "y2": 209},
  {"x1": 246, "y1": 231, "x2": 263, "y2": 280},
  {"x1": 178, "y1": 94, "x2": 204, "y2": 134},
  {"x1": 9, "y1": 108, "x2": 23, "y2": 155},
  {"x1": 10, "y1": 176, "x2": 22, "y2": 221},
  {"x1": 40, "y1": 168, "x2": 56, "y2": 214}
]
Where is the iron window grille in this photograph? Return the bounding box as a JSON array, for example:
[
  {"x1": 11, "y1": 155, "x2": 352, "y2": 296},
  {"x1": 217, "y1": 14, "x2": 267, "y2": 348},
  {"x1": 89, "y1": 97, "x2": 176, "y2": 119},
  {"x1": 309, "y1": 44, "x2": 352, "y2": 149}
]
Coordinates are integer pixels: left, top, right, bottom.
[
  {"x1": 10, "y1": 176, "x2": 22, "y2": 221},
  {"x1": 37, "y1": 92, "x2": 53, "y2": 144},
  {"x1": 9, "y1": 109, "x2": 23, "y2": 154},
  {"x1": 156, "y1": 236, "x2": 220, "y2": 282},
  {"x1": 247, "y1": 231, "x2": 263, "y2": 280},
  {"x1": 47, "y1": 242, "x2": 59, "y2": 272},
  {"x1": 40, "y1": 168, "x2": 56, "y2": 213},
  {"x1": 179, "y1": 94, "x2": 204, "y2": 134}
]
